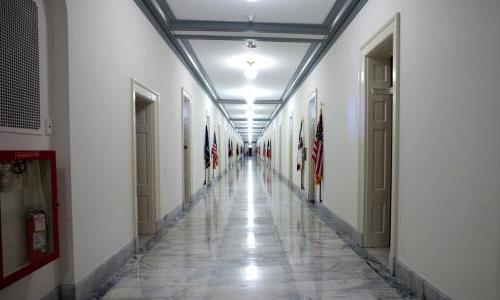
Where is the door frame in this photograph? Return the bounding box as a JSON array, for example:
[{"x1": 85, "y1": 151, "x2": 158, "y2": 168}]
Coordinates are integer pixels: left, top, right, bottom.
[
  {"x1": 357, "y1": 14, "x2": 400, "y2": 272},
  {"x1": 205, "y1": 113, "x2": 212, "y2": 185},
  {"x1": 131, "y1": 79, "x2": 161, "y2": 244},
  {"x1": 278, "y1": 124, "x2": 282, "y2": 175},
  {"x1": 307, "y1": 89, "x2": 318, "y2": 201},
  {"x1": 181, "y1": 88, "x2": 193, "y2": 209},
  {"x1": 288, "y1": 111, "x2": 294, "y2": 185}
]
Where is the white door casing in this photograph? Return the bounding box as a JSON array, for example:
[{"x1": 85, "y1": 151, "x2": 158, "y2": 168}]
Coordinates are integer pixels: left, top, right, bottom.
[
  {"x1": 308, "y1": 91, "x2": 318, "y2": 201},
  {"x1": 131, "y1": 79, "x2": 160, "y2": 242},
  {"x1": 288, "y1": 113, "x2": 293, "y2": 183},
  {"x1": 358, "y1": 14, "x2": 400, "y2": 272},
  {"x1": 182, "y1": 89, "x2": 192, "y2": 209},
  {"x1": 206, "y1": 114, "x2": 211, "y2": 185}
]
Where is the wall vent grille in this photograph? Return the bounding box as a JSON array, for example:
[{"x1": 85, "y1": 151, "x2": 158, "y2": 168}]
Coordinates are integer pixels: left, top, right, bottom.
[{"x1": 0, "y1": 0, "x2": 40, "y2": 132}]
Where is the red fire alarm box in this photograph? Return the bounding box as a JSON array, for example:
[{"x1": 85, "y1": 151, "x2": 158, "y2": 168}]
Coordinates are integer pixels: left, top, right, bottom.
[{"x1": 0, "y1": 151, "x2": 59, "y2": 290}]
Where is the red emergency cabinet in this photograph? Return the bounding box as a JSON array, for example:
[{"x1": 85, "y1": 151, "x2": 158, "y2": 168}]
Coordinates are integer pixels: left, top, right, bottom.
[{"x1": 0, "y1": 151, "x2": 59, "y2": 290}]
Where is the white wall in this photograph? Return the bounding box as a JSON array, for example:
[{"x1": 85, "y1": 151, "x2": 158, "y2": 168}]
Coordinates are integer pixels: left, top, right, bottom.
[
  {"x1": 260, "y1": 0, "x2": 500, "y2": 299},
  {"x1": 1, "y1": 0, "x2": 241, "y2": 298},
  {"x1": 0, "y1": 1, "x2": 65, "y2": 299},
  {"x1": 65, "y1": 0, "x2": 240, "y2": 283}
]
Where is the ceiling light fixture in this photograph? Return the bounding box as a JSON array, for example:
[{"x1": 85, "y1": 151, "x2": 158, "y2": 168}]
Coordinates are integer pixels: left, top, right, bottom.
[
  {"x1": 244, "y1": 60, "x2": 258, "y2": 80},
  {"x1": 244, "y1": 40, "x2": 258, "y2": 80}
]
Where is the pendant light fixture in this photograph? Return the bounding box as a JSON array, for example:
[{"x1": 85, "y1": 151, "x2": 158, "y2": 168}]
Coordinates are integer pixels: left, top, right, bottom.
[{"x1": 244, "y1": 60, "x2": 258, "y2": 80}]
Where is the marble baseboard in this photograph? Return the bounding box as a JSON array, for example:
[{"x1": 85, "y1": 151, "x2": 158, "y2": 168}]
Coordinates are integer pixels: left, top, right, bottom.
[
  {"x1": 395, "y1": 259, "x2": 451, "y2": 300},
  {"x1": 75, "y1": 240, "x2": 135, "y2": 300},
  {"x1": 41, "y1": 286, "x2": 60, "y2": 300},
  {"x1": 272, "y1": 169, "x2": 361, "y2": 245},
  {"x1": 272, "y1": 167, "x2": 451, "y2": 300},
  {"x1": 83, "y1": 169, "x2": 230, "y2": 299}
]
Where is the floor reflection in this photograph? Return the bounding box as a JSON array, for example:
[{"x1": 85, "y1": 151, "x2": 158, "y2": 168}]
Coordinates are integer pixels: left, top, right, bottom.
[{"x1": 103, "y1": 158, "x2": 404, "y2": 299}]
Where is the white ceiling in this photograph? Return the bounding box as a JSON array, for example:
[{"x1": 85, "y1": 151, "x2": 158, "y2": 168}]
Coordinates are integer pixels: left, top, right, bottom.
[
  {"x1": 160, "y1": 0, "x2": 338, "y2": 142},
  {"x1": 166, "y1": 0, "x2": 336, "y2": 24},
  {"x1": 223, "y1": 103, "x2": 277, "y2": 119},
  {"x1": 190, "y1": 40, "x2": 311, "y2": 100}
]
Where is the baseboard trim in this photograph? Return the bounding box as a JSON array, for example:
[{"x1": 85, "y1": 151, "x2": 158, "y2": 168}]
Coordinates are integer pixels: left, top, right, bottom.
[
  {"x1": 272, "y1": 167, "x2": 452, "y2": 300},
  {"x1": 80, "y1": 168, "x2": 229, "y2": 299},
  {"x1": 41, "y1": 286, "x2": 61, "y2": 300},
  {"x1": 70, "y1": 240, "x2": 135, "y2": 299},
  {"x1": 395, "y1": 259, "x2": 451, "y2": 300}
]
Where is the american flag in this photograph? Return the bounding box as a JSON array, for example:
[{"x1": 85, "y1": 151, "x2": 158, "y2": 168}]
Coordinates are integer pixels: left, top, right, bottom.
[
  {"x1": 312, "y1": 109, "x2": 323, "y2": 184},
  {"x1": 297, "y1": 120, "x2": 304, "y2": 171},
  {"x1": 212, "y1": 132, "x2": 218, "y2": 169}
]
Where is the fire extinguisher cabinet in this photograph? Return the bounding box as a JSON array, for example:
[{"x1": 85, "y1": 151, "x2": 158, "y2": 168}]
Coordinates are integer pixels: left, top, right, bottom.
[{"x1": 0, "y1": 151, "x2": 59, "y2": 290}]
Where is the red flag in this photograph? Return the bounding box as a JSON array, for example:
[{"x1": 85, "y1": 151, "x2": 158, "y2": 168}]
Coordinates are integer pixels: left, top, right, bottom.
[{"x1": 212, "y1": 132, "x2": 218, "y2": 169}]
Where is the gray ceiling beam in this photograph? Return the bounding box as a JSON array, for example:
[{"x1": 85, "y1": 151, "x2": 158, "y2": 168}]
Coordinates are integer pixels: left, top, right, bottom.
[
  {"x1": 178, "y1": 39, "x2": 220, "y2": 99},
  {"x1": 134, "y1": 0, "x2": 239, "y2": 128},
  {"x1": 171, "y1": 20, "x2": 328, "y2": 35},
  {"x1": 219, "y1": 99, "x2": 282, "y2": 105},
  {"x1": 176, "y1": 34, "x2": 322, "y2": 43},
  {"x1": 282, "y1": 0, "x2": 367, "y2": 102},
  {"x1": 280, "y1": 43, "x2": 319, "y2": 100},
  {"x1": 265, "y1": 0, "x2": 367, "y2": 131},
  {"x1": 236, "y1": 126, "x2": 265, "y2": 129},
  {"x1": 231, "y1": 118, "x2": 269, "y2": 122}
]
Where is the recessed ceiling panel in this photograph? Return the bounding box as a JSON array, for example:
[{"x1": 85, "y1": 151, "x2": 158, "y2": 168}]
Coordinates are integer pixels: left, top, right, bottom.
[
  {"x1": 166, "y1": 0, "x2": 336, "y2": 24},
  {"x1": 223, "y1": 103, "x2": 277, "y2": 119},
  {"x1": 190, "y1": 40, "x2": 311, "y2": 100}
]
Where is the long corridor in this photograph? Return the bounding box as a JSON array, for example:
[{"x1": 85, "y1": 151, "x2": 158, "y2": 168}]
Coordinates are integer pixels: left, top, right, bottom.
[{"x1": 102, "y1": 159, "x2": 404, "y2": 299}]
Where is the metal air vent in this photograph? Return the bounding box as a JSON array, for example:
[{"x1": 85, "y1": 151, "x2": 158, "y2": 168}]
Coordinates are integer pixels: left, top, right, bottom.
[{"x1": 0, "y1": 0, "x2": 40, "y2": 132}]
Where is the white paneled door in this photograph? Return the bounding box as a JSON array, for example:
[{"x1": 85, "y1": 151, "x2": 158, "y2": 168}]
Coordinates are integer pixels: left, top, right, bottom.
[
  {"x1": 182, "y1": 95, "x2": 192, "y2": 208},
  {"x1": 365, "y1": 56, "x2": 392, "y2": 247},
  {"x1": 136, "y1": 100, "x2": 156, "y2": 235}
]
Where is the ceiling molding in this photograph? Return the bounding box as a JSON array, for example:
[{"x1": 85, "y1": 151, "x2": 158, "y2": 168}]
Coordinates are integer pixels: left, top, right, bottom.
[
  {"x1": 218, "y1": 99, "x2": 282, "y2": 105},
  {"x1": 177, "y1": 34, "x2": 323, "y2": 44},
  {"x1": 136, "y1": 0, "x2": 368, "y2": 141},
  {"x1": 171, "y1": 20, "x2": 328, "y2": 35},
  {"x1": 280, "y1": 43, "x2": 320, "y2": 100},
  {"x1": 134, "y1": 0, "x2": 236, "y2": 129},
  {"x1": 178, "y1": 39, "x2": 221, "y2": 99},
  {"x1": 231, "y1": 118, "x2": 269, "y2": 122},
  {"x1": 261, "y1": 0, "x2": 368, "y2": 138}
]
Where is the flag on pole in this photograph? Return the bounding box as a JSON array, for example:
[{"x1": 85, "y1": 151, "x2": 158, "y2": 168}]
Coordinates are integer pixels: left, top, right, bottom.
[
  {"x1": 204, "y1": 126, "x2": 211, "y2": 169},
  {"x1": 204, "y1": 125, "x2": 210, "y2": 185},
  {"x1": 212, "y1": 132, "x2": 218, "y2": 169},
  {"x1": 297, "y1": 120, "x2": 304, "y2": 171},
  {"x1": 312, "y1": 110, "x2": 323, "y2": 184}
]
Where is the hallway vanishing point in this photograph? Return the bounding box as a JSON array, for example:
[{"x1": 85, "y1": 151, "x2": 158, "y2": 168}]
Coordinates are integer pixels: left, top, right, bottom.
[{"x1": 102, "y1": 159, "x2": 403, "y2": 299}]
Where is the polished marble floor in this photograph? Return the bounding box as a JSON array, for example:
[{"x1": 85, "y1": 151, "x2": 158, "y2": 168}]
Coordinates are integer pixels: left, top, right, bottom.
[{"x1": 102, "y1": 159, "x2": 405, "y2": 299}]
